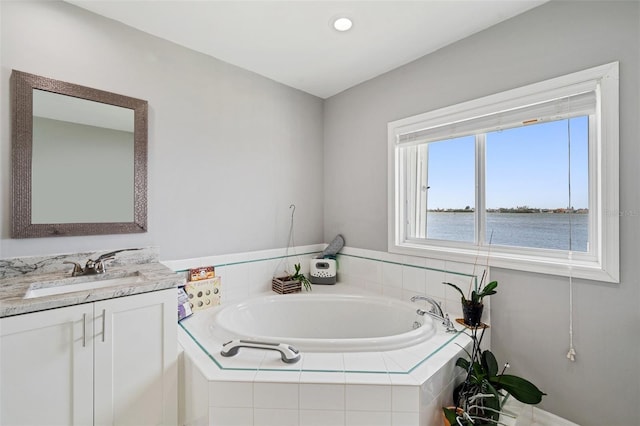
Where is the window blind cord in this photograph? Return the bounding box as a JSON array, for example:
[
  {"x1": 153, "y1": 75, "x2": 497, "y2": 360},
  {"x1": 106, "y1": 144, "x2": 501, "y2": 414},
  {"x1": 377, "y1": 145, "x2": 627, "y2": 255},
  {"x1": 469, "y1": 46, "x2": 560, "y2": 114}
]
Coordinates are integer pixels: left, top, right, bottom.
[{"x1": 566, "y1": 117, "x2": 577, "y2": 362}]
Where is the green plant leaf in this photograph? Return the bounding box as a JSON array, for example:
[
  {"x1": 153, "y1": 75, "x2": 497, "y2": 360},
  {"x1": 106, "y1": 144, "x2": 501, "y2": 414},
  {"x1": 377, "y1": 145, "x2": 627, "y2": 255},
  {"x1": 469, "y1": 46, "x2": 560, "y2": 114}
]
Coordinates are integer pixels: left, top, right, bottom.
[
  {"x1": 489, "y1": 374, "x2": 546, "y2": 404},
  {"x1": 479, "y1": 280, "x2": 498, "y2": 298},
  {"x1": 456, "y1": 357, "x2": 470, "y2": 371},
  {"x1": 481, "y1": 350, "x2": 499, "y2": 377},
  {"x1": 442, "y1": 407, "x2": 459, "y2": 425},
  {"x1": 443, "y1": 281, "x2": 467, "y2": 301}
]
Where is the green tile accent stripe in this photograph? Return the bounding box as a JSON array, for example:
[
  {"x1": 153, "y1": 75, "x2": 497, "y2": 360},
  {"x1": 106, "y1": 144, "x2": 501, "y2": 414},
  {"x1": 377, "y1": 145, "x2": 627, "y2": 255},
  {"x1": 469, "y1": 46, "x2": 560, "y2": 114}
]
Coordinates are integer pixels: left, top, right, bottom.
[
  {"x1": 179, "y1": 320, "x2": 465, "y2": 375},
  {"x1": 176, "y1": 250, "x2": 323, "y2": 273},
  {"x1": 336, "y1": 253, "x2": 479, "y2": 287},
  {"x1": 408, "y1": 330, "x2": 465, "y2": 374},
  {"x1": 177, "y1": 247, "x2": 474, "y2": 375}
]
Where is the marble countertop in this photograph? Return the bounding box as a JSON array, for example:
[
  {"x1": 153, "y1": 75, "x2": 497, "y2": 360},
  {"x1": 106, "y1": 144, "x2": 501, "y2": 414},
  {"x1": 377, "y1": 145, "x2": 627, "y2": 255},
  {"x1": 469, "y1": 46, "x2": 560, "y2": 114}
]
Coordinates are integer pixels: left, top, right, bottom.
[{"x1": 0, "y1": 256, "x2": 184, "y2": 318}]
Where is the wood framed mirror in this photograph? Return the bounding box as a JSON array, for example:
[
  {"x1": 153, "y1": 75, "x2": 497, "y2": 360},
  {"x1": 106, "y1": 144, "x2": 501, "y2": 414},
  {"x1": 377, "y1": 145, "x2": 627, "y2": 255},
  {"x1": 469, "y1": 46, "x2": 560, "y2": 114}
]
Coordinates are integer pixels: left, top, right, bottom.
[{"x1": 11, "y1": 70, "x2": 148, "y2": 238}]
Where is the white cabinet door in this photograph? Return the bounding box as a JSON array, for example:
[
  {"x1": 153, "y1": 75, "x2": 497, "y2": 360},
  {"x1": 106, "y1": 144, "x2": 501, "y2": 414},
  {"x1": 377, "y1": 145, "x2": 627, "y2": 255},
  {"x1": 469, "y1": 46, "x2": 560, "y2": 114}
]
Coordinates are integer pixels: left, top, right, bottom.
[
  {"x1": 94, "y1": 289, "x2": 177, "y2": 426},
  {"x1": 0, "y1": 303, "x2": 94, "y2": 426}
]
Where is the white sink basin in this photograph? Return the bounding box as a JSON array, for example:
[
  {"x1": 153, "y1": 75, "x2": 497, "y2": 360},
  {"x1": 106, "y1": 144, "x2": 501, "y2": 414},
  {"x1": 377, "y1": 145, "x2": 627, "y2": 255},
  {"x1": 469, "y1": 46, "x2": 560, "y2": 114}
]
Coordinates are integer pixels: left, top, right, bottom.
[{"x1": 24, "y1": 273, "x2": 144, "y2": 299}]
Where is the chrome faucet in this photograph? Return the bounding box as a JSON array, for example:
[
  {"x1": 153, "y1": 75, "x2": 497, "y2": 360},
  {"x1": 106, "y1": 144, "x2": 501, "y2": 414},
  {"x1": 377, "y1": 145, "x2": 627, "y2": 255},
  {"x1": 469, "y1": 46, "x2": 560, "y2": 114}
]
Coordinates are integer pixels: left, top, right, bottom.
[
  {"x1": 410, "y1": 295, "x2": 457, "y2": 333},
  {"x1": 64, "y1": 248, "x2": 139, "y2": 277}
]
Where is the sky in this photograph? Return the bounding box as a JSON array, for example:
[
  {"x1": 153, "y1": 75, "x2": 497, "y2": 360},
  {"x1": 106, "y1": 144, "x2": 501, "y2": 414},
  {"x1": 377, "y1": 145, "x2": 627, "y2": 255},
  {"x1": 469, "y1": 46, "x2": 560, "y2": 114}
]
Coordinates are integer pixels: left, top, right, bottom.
[{"x1": 426, "y1": 116, "x2": 589, "y2": 210}]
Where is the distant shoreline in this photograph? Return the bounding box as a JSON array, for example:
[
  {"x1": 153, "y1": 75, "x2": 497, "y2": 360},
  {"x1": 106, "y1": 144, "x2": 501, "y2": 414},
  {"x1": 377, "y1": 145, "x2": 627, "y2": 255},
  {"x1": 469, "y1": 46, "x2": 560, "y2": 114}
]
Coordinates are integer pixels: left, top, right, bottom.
[{"x1": 429, "y1": 208, "x2": 588, "y2": 214}]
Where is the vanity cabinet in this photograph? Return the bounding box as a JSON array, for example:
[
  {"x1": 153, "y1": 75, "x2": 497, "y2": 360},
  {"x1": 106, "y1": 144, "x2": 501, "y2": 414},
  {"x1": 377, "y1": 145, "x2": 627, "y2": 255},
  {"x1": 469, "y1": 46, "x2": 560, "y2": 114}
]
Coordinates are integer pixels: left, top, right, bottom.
[{"x1": 0, "y1": 289, "x2": 177, "y2": 425}]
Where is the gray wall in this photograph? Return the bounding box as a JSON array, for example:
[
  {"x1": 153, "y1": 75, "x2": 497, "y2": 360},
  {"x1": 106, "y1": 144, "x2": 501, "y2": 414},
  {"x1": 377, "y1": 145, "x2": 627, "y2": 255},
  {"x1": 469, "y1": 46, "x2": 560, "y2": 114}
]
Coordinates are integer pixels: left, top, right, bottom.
[
  {"x1": 0, "y1": 1, "x2": 324, "y2": 261},
  {"x1": 2, "y1": 1, "x2": 639, "y2": 424},
  {"x1": 323, "y1": 2, "x2": 639, "y2": 425}
]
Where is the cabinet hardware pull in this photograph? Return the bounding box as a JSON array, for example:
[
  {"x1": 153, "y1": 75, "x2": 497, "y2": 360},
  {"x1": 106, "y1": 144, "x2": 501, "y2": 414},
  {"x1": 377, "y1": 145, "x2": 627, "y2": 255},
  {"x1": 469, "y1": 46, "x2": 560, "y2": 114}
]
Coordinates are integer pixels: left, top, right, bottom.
[
  {"x1": 101, "y1": 309, "x2": 106, "y2": 342},
  {"x1": 82, "y1": 313, "x2": 87, "y2": 347}
]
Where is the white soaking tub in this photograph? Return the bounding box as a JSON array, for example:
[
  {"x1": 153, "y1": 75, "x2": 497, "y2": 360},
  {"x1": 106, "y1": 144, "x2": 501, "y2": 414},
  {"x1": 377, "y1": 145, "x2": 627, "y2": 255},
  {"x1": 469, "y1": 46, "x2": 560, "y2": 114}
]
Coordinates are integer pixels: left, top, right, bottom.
[
  {"x1": 208, "y1": 293, "x2": 436, "y2": 352},
  {"x1": 178, "y1": 290, "x2": 471, "y2": 426}
]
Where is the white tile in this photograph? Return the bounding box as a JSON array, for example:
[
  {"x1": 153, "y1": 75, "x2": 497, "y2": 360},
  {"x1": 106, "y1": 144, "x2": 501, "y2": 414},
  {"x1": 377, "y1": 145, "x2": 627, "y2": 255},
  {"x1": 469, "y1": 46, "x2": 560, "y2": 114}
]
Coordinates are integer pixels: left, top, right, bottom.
[
  {"x1": 382, "y1": 262, "x2": 403, "y2": 289},
  {"x1": 379, "y1": 252, "x2": 404, "y2": 263},
  {"x1": 343, "y1": 352, "x2": 387, "y2": 372},
  {"x1": 300, "y1": 409, "x2": 345, "y2": 426},
  {"x1": 210, "y1": 368, "x2": 258, "y2": 383},
  {"x1": 350, "y1": 256, "x2": 382, "y2": 284},
  {"x1": 254, "y1": 408, "x2": 299, "y2": 426},
  {"x1": 254, "y1": 368, "x2": 301, "y2": 383},
  {"x1": 388, "y1": 373, "x2": 420, "y2": 386},
  {"x1": 391, "y1": 385, "x2": 419, "y2": 412},
  {"x1": 419, "y1": 396, "x2": 444, "y2": 426},
  {"x1": 344, "y1": 372, "x2": 391, "y2": 386},
  {"x1": 336, "y1": 255, "x2": 352, "y2": 275},
  {"x1": 182, "y1": 353, "x2": 210, "y2": 425},
  {"x1": 209, "y1": 381, "x2": 253, "y2": 408},
  {"x1": 382, "y1": 349, "x2": 425, "y2": 372},
  {"x1": 254, "y1": 382, "x2": 299, "y2": 409},
  {"x1": 218, "y1": 264, "x2": 250, "y2": 301},
  {"x1": 381, "y1": 353, "x2": 409, "y2": 374},
  {"x1": 365, "y1": 281, "x2": 384, "y2": 295},
  {"x1": 391, "y1": 411, "x2": 420, "y2": 426},
  {"x1": 402, "y1": 255, "x2": 427, "y2": 267},
  {"x1": 342, "y1": 247, "x2": 382, "y2": 260},
  {"x1": 300, "y1": 383, "x2": 345, "y2": 410},
  {"x1": 346, "y1": 384, "x2": 392, "y2": 411},
  {"x1": 248, "y1": 259, "x2": 277, "y2": 295},
  {"x1": 183, "y1": 414, "x2": 208, "y2": 426},
  {"x1": 302, "y1": 352, "x2": 345, "y2": 371},
  {"x1": 425, "y1": 269, "x2": 446, "y2": 298},
  {"x1": 210, "y1": 407, "x2": 253, "y2": 426},
  {"x1": 382, "y1": 285, "x2": 403, "y2": 301},
  {"x1": 401, "y1": 266, "x2": 426, "y2": 294},
  {"x1": 300, "y1": 371, "x2": 346, "y2": 384},
  {"x1": 443, "y1": 260, "x2": 478, "y2": 276},
  {"x1": 420, "y1": 373, "x2": 457, "y2": 413},
  {"x1": 346, "y1": 410, "x2": 391, "y2": 426}
]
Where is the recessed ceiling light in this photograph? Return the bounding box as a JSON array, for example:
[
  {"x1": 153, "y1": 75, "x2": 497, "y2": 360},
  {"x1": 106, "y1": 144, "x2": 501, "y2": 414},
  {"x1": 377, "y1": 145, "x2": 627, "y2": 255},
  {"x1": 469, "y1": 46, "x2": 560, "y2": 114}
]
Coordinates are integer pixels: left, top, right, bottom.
[{"x1": 333, "y1": 17, "x2": 353, "y2": 32}]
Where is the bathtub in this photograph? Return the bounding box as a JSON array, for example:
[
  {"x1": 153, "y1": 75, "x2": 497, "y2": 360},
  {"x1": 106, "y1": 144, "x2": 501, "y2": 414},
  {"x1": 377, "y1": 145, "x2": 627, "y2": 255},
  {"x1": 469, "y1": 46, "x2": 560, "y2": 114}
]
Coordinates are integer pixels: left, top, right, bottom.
[
  {"x1": 207, "y1": 293, "x2": 437, "y2": 352},
  {"x1": 178, "y1": 290, "x2": 470, "y2": 426}
]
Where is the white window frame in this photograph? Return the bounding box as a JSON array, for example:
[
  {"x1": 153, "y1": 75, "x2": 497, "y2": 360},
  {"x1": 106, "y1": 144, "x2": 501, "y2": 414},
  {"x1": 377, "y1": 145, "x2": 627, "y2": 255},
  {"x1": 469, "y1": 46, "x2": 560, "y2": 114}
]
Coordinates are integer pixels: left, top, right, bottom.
[{"x1": 388, "y1": 62, "x2": 619, "y2": 283}]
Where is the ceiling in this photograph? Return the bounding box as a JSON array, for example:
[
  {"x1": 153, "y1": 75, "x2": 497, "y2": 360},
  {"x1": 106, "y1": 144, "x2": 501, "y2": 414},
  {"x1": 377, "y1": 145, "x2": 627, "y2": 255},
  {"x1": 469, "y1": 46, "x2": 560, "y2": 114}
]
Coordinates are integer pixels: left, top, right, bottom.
[{"x1": 66, "y1": 1, "x2": 547, "y2": 99}]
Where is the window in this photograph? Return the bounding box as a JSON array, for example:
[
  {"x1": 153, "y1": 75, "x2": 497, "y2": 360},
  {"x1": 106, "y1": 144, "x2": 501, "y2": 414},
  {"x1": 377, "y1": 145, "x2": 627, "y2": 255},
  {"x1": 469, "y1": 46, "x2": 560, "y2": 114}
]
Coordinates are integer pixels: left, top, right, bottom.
[{"x1": 388, "y1": 62, "x2": 619, "y2": 282}]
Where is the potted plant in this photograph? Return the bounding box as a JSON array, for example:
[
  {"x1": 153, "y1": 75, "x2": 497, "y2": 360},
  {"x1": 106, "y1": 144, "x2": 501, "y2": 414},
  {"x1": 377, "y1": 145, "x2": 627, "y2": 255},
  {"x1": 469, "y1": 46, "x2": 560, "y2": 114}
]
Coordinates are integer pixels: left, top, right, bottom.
[
  {"x1": 272, "y1": 263, "x2": 312, "y2": 294},
  {"x1": 442, "y1": 327, "x2": 546, "y2": 426},
  {"x1": 443, "y1": 276, "x2": 497, "y2": 326}
]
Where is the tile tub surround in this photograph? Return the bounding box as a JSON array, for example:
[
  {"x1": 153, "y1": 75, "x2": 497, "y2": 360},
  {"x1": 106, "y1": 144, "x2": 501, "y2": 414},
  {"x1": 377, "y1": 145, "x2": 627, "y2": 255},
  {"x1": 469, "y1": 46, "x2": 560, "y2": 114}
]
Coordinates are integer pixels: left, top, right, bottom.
[
  {"x1": 178, "y1": 289, "x2": 473, "y2": 426},
  {"x1": 163, "y1": 244, "x2": 489, "y2": 323},
  {"x1": 170, "y1": 245, "x2": 488, "y2": 424},
  {"x1": 335, "y1": 246, "x2": 491, "y2": 324},
  {"x1": 163, "y1": 244, "x2": 325, "y2": 305},
  {"x1": 0, "y1": 248, "x2": 184, "y2": 317}
]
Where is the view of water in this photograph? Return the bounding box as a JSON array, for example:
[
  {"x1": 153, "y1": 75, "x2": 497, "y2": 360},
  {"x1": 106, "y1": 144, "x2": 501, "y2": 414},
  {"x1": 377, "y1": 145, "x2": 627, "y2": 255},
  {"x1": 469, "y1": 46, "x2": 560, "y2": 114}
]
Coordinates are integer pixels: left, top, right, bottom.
[{"x1": 426, "y1": 212, "x2": 589, "y2": 251}]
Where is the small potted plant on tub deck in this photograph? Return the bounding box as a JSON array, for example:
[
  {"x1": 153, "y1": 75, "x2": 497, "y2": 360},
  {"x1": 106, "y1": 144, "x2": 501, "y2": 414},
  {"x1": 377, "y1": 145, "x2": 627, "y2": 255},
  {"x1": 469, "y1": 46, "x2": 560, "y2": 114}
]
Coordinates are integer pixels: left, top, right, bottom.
[
  {"x1": 443, "y1": 277, "x2": 497, "y2": 326},
  {"x1": 272, "y1": 263, "x2": 312, "y2": 294}
]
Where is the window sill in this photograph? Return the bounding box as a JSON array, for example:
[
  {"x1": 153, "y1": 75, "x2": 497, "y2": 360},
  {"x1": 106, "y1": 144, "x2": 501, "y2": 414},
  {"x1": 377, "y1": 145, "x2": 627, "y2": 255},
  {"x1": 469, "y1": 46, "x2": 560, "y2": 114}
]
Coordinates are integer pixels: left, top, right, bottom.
[{"x1": 389, "y1": 241, "x2": 619, "y2": 283}]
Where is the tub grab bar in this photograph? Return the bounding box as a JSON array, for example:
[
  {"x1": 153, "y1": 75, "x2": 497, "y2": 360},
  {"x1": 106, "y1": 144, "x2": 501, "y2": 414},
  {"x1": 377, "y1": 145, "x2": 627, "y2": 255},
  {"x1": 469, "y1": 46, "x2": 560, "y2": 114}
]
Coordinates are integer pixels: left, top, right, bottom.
[{"x1": 220, "y1": 339, "x2": 301, "y2": 364}]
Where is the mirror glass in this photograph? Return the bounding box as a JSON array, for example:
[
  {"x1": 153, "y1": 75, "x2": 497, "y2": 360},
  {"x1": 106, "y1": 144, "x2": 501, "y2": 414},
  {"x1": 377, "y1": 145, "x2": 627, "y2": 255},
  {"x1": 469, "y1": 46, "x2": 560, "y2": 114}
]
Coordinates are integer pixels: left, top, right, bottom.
[{"x1": 11, "y1": 71, "x2": 148, "y2": 238}]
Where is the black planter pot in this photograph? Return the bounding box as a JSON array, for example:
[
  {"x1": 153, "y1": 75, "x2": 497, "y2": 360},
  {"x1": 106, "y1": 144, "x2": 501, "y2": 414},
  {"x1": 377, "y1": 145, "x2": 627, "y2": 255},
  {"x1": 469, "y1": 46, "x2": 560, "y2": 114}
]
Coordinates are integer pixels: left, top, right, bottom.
[{"x1": 462, "y1": 302, "x2": 484, "y2": 326}]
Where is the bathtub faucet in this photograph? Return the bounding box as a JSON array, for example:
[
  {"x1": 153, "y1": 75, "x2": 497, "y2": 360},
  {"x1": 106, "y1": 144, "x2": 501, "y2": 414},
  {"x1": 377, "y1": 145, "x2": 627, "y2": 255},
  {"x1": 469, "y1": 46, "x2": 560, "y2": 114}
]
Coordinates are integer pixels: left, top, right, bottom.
[{"x1": 410, "y1": 295, "x2": 457, "y2": 333}]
